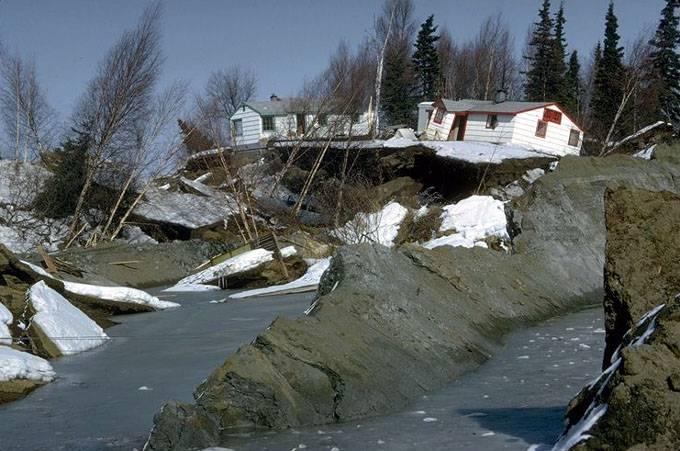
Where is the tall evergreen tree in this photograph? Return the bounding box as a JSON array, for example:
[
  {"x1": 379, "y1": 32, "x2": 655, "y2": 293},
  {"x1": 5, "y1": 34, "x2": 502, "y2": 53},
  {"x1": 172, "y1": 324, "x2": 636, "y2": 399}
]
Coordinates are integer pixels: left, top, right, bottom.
[
  {"x1": 590, "y1": 1, "x2": 625, "y2": 139},
  {"x1": 650, "y1": 0, "x2": 680, "y2": 127},
  {"x1": 412, "y1": 15, "x2": 441, "y2": 100},
  {"x1": 552, "y1": 2, "x2": 568, "y2": 104},
  {"x1": 382, "y1": 43, "x2": 415, "y2": 126},
  {"x1": 524, "y1": 0, "x2": 563, "y2": 101},
  {"x1": 563, "y1": 50, "x2": 582, "y2": 118}
]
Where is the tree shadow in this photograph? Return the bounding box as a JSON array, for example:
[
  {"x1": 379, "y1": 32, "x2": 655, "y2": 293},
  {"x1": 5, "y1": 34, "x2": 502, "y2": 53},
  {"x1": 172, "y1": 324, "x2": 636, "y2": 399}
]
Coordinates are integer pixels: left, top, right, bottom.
[{"x1": 457, "y1": 405, "x2": 565, "y2": 447}]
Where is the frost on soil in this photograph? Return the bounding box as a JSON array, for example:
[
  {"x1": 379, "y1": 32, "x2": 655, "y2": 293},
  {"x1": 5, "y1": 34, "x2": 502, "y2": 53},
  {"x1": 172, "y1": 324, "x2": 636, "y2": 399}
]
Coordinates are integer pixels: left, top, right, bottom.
[
  {"x1": 423, "y1": 195, "x2": 509, "y2": 249},
  {"x1": 28, "y1": 281, "x2": 110, "y2": 355}
]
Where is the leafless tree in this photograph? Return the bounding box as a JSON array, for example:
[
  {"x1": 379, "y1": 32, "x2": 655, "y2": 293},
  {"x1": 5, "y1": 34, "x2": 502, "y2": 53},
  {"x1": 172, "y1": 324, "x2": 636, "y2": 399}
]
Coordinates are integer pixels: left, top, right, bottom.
[
  {"x1": 0, "y1": 49, "x2": 56, "y2": 161},
  {"x1": 601, "y1": 32, "x2": 655, "y2": 155},
  {"x1": 68, "y1": 2, "x2": 163, "y2": 238},
  {"x1": 438, "y1": 15, "x2": 519, "y2": 101},
  {"x1": 194, "y1": 66, "x2": 256, "y2": 144}
]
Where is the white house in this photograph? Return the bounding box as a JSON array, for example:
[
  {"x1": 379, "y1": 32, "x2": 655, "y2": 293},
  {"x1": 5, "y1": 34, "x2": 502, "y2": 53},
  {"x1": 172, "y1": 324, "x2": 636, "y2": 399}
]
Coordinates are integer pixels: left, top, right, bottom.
[
  {"x1": 230, "y1": 95, "x2": 370, "y2": 147},
  {"x1": 421, "y1": 94, "x2": 583, "y2": 156}
]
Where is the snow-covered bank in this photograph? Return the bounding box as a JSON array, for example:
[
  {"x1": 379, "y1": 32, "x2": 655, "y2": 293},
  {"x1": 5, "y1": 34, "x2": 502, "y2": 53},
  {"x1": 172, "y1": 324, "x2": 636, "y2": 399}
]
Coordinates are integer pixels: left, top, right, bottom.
[
  {"x1": 28, "y1": 281, "x2": 110, "y2": 355},
  {"x1": 230, "y1": 258, "x2": 331, "y2": 299},
  {"x1": 171, "y1": 246, "x2": 297, "y2": 288},
  {"x1": 0, "y1": 346, "x2": 55, "y2": 382},
  {"x1": 423, "y1": 195, "x2": 509, "y2": 249},
  {"x1": 333, "y1": 201, "x2": 408, "y2": 247},
  {"x1": 0, "y1": 303, "x2": 12, "y2": 346},
  {"x1": 22, "y1": 261, "x2": 179, "y2": 310}
]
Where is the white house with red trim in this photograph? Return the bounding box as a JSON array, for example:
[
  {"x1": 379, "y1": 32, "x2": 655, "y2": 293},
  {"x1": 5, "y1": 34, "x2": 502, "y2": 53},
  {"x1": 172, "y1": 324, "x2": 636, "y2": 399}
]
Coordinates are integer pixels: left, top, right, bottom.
[{"x1": 421, "y1": 95, "x2": 583, "y2": 156}]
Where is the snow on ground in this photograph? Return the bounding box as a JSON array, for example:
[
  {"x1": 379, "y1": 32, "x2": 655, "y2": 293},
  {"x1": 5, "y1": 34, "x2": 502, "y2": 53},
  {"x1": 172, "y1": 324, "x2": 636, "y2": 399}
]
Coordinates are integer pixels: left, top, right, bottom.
[
  {"x1": 171, "y1": 246, "x2": 297, "y2": 287},
  {"x1": 28, "y1": 281, "x2": 109, "y2": 355},
  {"x1": 423, "y1": 195, "x2": 509, "y2": 250},
  {"x1": 0, "y1": 346, "x2": 55, "y2": 382},
  {"x1": 120, "y1": 225, "x2": 157, "y2": 245},
  {"x1": 134, "y1": 187, "x2": 236, "y2": 229},
  {"x1": 180, "y1": 177, "x2": 221, "y2": 197},
  {"x1": 333, "y1": 202, "x2": 408, "y2": 247},
  {"x1": 230, "y1": 258, "x2": 331, "y2": 299},
  {"x1": 162, "y1": 283, "x2": 222, "y2": 293},
  {"x1": 382, "y1": 138, "x2": 557, "y2": 162},
  {"x1": 633, "y1": 144, "x2": 656, "y2": 160},
  {"x1": 0, "y1": 303, "x2": 12, "y2": 346},
  {"x1": 22, "y1": 261, "x2": 179, "y2": 310}
]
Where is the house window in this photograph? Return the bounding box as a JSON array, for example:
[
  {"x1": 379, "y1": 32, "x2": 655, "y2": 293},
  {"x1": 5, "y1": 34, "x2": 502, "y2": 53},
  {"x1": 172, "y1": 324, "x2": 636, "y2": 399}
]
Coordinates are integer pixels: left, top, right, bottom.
[
  {"x1": 535, "y1": 119, "x2": 548, "y2": 138},
  {"x1": 542, "y1": 109, "x2": 562, "y2": 124},
  {"x1": 433, "y1": 108, "x2": 445, "y2": 124},
  {"x1": 568, "y1": 129, "x2": 581, "y2": 147},
  {"x1": 486, "y1": 114, "x2": 498, "y2": 129},
  {"x1": 318, "y1": 113, "x2": 328, "y2": 126},
  {"x1": 262, "y1": 116, "x2": 275, "y2": 131},
  {"x1": 232, "y1": 119, "x2": 243, "y2": 137}
]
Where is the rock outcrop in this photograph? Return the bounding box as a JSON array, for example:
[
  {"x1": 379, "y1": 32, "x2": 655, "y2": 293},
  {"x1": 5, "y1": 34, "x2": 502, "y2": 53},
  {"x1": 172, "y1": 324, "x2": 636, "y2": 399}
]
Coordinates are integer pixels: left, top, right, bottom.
[
  {"x1": 146, "y1": 146, "x2": 680, "y2": 451},
  {"x1": 554, "y1": 186, "x2": 680, "y2": 451}
]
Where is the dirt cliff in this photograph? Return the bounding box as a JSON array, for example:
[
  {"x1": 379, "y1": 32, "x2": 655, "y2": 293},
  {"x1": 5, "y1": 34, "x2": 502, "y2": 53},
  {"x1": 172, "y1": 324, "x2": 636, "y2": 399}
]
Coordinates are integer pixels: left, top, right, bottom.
[{"x1": 146, "y1": 147, "x2": 680, "y2": 451}]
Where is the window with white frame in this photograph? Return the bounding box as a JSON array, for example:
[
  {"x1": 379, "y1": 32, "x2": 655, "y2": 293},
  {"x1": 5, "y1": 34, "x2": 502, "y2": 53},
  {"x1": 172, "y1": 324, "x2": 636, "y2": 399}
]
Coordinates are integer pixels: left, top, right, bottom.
[
  {"x1": 486, "y1": 114, "x2": 498, "y2": 129},
  {"x1": 262, "y1": 116, "x2": 275, "y2": 131},
  {"x1": 232, "y1": 119, "x2": 243, "y2": 136},
  {"x1": 535, "y1": 119, "x2": 547, "y2": 138},
  {"x1": 568, "y1": 128, "x2": 581, "y2": 147}
]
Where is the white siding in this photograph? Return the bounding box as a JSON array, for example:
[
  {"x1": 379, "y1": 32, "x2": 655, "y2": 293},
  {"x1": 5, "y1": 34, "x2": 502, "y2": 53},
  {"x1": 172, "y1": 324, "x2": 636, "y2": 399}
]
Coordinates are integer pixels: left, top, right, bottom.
[
  {"x1": 510, "y1": 106, "x2": 582, "y2": 156},
  {"x1": 230, "y1": 106, "x2": 262, "y2": 146},
  {"x1": 463, "y1": 114, "x2": 514, "y2": 144},
  {"x1": 425, "y1": 108, "x2": 455, "y2": 139}
]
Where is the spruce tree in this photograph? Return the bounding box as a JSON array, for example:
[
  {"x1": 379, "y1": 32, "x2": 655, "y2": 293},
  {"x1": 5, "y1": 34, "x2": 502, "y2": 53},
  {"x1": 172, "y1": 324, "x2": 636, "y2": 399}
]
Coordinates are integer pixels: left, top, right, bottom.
[
  {"x1": 552, "y1": 2, "x2": 568, "y2": 104},
  {"x1": 524, "y1": 0, "x2": 563, "y2": 101},
  {"x1": 382, "y1": 44, "x2": 415, "y2": 126},
  {"x1": 650, "y1": 0, "x2": 680, "y2": 127},
  {"x1": 412, "y1": 15, "x2": 441, "y2": 101},
  {"x1": 563, "y1": 50, "x2": 582, "y2": 118},
  {"x1": 590, "y1": 1, "x2": 625, "y2": 139}
]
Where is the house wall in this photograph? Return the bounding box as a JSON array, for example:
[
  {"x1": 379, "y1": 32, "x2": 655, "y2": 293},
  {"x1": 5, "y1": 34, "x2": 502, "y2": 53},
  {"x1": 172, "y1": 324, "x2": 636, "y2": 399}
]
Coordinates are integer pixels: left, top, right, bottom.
[
  {"x1": 230, "y1": 106, "x2": 262, "y2": 146},
  {"x1": 463, "y1": 113, "x2": 514, "y2": 144},
  {"x1": 425, "y1": 108, "x2": 456, "y2": 140},
  {"x1": 510, "y1": 106, "x2": 582, "y2": 156}
]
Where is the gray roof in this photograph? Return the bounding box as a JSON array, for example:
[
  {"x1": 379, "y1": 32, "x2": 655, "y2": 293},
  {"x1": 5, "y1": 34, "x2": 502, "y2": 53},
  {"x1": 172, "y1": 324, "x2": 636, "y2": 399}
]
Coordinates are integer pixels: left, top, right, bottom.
[
  {"x1": 441, "y1": 98, "x2": 554, "y2": 115},
  {"x1": 242, "y1": 97, "x2": 320, "y2": 116}
]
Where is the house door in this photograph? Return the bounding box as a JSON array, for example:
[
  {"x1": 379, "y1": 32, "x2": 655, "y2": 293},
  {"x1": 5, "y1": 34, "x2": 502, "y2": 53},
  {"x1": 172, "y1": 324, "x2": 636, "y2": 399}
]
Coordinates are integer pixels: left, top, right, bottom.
[
  {"x1": 296, "y1": 114, "x2": 306, "y2": 135},
  {"x1": 447, "y1": 115, "x2": 468, "y2": 141}
]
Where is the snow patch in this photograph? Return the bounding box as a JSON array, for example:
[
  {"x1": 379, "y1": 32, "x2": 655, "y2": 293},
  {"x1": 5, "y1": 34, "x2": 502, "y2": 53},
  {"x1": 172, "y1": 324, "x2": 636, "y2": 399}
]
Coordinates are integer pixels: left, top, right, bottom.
[
  {"x1": 230, "y1": 258, "x2": 331, "y2": 299},
  {"x1": 633, "y1": 144, "x2": 656, "y2": 160},
  {"x1": 172, "y1": 246, "x2": 297, "y2": 287},
  {"x1": 423, "y1": 195, "x2": 508, "y2": 249},
  {"x1": 22, "y1": 261, "x2": 178, "y2": 310},
  {"x1": 0, "y1": 345, "x2": 55, "y2": 382},
  {"x1": 28, "y1": 281, "x2": 109, "y2": 355},
  {"x1": 0, "y1": 303, "x2": 13, "y2": 345},
  {"x1": 333, "y1": 202, "x2": 408, "y2": 247}
]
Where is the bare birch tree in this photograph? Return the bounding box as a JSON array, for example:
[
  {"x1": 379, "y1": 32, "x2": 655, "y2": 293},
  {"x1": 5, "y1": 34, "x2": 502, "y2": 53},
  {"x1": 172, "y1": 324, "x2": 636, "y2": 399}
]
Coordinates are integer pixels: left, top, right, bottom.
[
  {"x1": 68, "y1": 2, "x2": 163, "y2": 238},
  {"x1": 0, "y1": 51, "x2": 56, "y2": 161}
]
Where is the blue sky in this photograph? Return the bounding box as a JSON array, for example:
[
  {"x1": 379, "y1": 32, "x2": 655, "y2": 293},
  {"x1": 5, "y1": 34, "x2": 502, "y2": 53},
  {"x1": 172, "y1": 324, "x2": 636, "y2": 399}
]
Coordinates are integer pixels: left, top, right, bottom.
[{"x1": 0, "y1": 0, "x2": 666, "y2": 119}]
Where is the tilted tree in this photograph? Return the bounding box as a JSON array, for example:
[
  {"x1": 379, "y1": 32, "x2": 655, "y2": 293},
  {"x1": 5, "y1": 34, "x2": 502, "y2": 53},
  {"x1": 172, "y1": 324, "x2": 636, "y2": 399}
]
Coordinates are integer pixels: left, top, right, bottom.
[
  {"x1": 649, "y1": 0, "x2": 680, "y2": 127},
  {"x1": 412, "y1": 14, "x2": 441, "y2": 101},
  {"x1": 590, "y1": 1, "x2": 625, "y2": 140},
  {"x1": 524, "y1": 0, "x2": 562, "y2": 101}
]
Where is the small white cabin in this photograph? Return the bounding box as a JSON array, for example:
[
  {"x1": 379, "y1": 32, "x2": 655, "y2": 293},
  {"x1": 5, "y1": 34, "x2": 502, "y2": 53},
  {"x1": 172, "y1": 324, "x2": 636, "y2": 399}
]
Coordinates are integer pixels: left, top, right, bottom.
[
  {"x1": 422, "y1": 97, "x2": 583, "y2": 156},
  {"x1": 230, "y1": 95, "x2": 370, "y2": 147}
]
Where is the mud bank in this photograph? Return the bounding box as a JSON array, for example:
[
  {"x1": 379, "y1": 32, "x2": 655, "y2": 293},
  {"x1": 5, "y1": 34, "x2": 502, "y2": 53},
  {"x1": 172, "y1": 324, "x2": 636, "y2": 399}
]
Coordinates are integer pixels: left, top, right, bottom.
[{"x1": 146, "y1": 147, "x2": 680, "y2": 450}]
